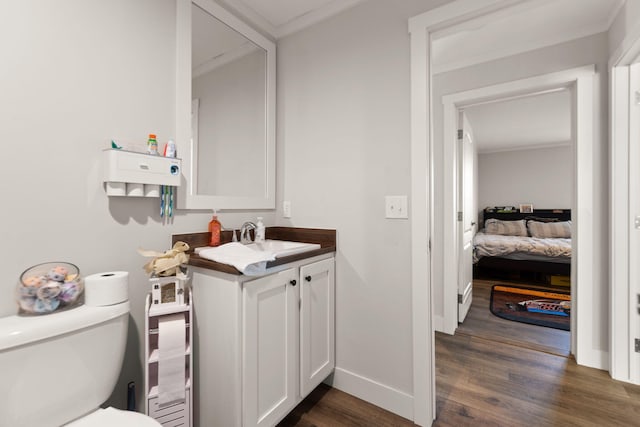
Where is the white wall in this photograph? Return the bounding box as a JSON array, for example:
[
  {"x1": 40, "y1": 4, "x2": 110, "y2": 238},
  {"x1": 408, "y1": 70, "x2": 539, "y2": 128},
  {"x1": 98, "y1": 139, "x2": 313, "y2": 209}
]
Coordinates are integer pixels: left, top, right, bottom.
[
  {"x1": 432, "y1": 32, "x2": 609, "y2": 354},
  {"x1": 478, "y1": 146, "x2": 573, "y2": 212},
  {"x1": 0, "y1": 0, "x2": 275, "y2": 410},
  {"x1": 276, "y1": 0, "x2": 448, "y2": 416}
]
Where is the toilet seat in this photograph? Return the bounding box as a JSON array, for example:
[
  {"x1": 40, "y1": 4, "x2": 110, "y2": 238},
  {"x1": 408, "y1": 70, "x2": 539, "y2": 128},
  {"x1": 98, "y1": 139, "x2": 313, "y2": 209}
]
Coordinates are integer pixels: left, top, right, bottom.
[{"x1": 65, "y1": 407, "x2": 162, "y2": 427}]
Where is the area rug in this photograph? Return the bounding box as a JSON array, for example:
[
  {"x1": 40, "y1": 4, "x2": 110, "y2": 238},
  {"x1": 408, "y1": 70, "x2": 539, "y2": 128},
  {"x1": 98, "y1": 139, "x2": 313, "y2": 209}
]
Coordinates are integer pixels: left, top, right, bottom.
[{"x1": 490, "y1": 284, "x2": 570, "y2": 331}]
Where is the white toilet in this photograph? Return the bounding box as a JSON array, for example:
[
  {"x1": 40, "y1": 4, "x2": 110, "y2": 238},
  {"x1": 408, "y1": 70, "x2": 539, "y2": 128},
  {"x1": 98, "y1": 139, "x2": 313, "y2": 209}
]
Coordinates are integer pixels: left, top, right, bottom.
[{"x1": 0, "y1": 290, "x2": 161, "y2": 426}]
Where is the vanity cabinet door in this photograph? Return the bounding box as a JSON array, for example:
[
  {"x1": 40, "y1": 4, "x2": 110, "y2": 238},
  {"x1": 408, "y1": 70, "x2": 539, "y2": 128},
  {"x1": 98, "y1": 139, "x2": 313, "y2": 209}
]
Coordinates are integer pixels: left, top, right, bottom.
[
  {"x1": 300, "y1": 258, "x2": 335, "y2": 397},
  {"x1": 242, "y1": 268, "x2": 299, "y2": 427}
]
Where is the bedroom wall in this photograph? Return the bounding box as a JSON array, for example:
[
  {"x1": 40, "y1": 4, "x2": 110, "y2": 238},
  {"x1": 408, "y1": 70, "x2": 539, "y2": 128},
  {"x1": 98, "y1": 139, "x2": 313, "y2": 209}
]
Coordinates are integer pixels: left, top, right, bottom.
[
  {"x1": 276, "y1": 0, "x2": 448, "y2": 416},
  {"x1": 0, "y1": 0, "x2": 276, "y2": 409},
  {"x1": 478, "y1": 145, "x2": 573, "y2": 213},
  {"x1": 431, "y1": 32, "x2": 609, "y2": 360}
]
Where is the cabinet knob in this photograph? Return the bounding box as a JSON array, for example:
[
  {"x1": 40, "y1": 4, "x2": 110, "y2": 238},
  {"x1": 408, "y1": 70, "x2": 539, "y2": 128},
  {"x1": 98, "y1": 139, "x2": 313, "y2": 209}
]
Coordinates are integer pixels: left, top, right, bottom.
[
  {"x1": 289, "y1": 279, "x2": 297, "y2": 286},
  {"x1": 305, "y1": 275, "x2": 312, "y2": 282}
]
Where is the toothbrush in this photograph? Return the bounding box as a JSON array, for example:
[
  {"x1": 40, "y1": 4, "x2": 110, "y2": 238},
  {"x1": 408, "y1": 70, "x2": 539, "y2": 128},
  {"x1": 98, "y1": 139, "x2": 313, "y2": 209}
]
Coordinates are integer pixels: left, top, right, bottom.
[
  {"x1": 169, "y1": 186, "x2": 174, "y2": 217},
  {"x1": 160, "y1": 185, "x2": 165, "y2": 217}
]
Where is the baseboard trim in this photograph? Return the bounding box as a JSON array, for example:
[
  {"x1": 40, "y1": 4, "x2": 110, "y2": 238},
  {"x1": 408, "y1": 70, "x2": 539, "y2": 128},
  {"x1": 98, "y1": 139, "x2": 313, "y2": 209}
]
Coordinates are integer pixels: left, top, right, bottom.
[
  {"x1": 578, "y1": 349, "x2": 609, "y2": 371},
  {"x1": 433, "y1": 315, "x2": 444, "y2": 333},
  {"x1": 329, "y1": 367, "x2": 414, "y2": 420}
]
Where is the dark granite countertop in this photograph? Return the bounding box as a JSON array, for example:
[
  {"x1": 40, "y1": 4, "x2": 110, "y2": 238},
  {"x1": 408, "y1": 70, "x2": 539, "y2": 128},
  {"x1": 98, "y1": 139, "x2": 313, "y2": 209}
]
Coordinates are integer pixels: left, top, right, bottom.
[{"x1": 172, "y1": 227, "x2": 336, "y2": 276}]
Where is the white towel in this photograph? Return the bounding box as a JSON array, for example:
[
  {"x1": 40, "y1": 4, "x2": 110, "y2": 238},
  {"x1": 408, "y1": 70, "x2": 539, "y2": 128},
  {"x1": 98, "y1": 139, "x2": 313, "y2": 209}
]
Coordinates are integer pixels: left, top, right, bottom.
[{"x1": 198, "y1": 242, "x2": 276, "y2": 275}]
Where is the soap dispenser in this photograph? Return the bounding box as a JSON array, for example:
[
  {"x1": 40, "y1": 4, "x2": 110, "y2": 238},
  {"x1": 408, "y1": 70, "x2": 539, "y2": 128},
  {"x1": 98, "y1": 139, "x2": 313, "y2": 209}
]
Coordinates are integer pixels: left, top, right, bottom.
[
  {"x1": 255, "y1": 217, "x2": 265, "y2": 242},
  {"x1": 208, "y1": 210, "x2": 221, "y2": 247}
]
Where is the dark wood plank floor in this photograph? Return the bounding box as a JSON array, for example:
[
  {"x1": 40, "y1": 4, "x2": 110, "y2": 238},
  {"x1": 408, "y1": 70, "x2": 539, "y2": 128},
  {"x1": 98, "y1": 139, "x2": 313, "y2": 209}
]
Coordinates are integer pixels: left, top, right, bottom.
[
  {"x1": 278, "y1": 383, "x2": 414, "y2": 427},
  {"x1": 457, "y1": 279, "x2": 570, "y2": 356},
  {"x1": 278, "y1": 279, "x2": 640, "y2": 426}
]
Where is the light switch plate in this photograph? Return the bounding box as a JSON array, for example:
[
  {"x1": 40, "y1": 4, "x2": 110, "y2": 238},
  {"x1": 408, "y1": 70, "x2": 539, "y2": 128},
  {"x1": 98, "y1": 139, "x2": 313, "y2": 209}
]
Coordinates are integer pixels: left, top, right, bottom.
[{"x1": 385, "y1": 195, "x2": 408, "y2": 219}]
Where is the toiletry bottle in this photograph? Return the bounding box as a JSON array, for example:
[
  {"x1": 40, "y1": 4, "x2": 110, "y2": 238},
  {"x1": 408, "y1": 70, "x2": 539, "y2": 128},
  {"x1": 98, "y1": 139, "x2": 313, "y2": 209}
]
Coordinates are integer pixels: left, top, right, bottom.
[
  {"x1": 164, "y1": 139, "x2": 176, "y2": 158},
  {"x1": 208, "y1": 211, "x2": 221, "y2": 247},
  {"x1": 147, "y1": 134, "x2": 159, "y2": 155},
  {"x1": 255, "y1": 217, "x2": 265, "y2": 242}
]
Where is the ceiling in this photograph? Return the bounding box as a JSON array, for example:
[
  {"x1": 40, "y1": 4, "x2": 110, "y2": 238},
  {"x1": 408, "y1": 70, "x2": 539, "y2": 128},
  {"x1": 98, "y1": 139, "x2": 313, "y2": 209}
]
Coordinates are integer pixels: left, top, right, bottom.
[
  {"x1": 431, "y1": 0, "x2": 623, "y2": 152},
  {"x1": 432, "y1": 0, "x2": 623, "y2": 75},
  {"x1": 216, "y1": 0, "x2": 367, "y2": 39},
  {"x1": 463, "y1": 89, "x2": 571, "y2": 154}
]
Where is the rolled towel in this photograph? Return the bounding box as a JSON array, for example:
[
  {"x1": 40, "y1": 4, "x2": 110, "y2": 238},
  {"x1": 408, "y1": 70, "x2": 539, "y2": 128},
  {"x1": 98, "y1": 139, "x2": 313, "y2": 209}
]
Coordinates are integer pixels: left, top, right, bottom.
[{"x1": 198, "y1": 242, "x2": 275, "y2": 275}]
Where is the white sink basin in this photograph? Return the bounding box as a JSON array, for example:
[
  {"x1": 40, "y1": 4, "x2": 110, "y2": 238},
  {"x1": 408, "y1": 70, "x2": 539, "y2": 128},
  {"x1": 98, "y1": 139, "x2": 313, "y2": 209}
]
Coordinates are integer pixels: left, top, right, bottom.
[{"x1": 245, "y1": 239, "x2": 321, "y2": 258}]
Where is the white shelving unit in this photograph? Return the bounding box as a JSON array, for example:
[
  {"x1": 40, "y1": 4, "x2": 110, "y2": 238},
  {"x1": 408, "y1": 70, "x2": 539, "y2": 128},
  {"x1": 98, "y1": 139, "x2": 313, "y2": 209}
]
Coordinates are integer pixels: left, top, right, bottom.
[{"x1": 144, "y1": 284, "x2": 193, "y2": 427}]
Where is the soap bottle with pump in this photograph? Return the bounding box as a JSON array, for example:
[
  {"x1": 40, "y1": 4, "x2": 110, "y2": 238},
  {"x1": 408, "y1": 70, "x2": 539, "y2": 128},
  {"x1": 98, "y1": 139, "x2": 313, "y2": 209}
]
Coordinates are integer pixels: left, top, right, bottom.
[
  {"x1": 255, "y1": 217, "x2": 265, "y2": 243},
  {"x1": 208, "y1": 211, "x2": 221, "y2": 247}
]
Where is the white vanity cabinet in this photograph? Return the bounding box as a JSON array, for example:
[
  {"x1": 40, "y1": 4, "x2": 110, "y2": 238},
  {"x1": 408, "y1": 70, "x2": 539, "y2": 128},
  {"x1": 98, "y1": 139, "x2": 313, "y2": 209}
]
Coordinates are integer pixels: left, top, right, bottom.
[
  {"x1": 299, "y1": 258, "x2": 335, "y2": 397},
  {"x1": 191, "y1": 253, "x2": 335, "y2": 427}
]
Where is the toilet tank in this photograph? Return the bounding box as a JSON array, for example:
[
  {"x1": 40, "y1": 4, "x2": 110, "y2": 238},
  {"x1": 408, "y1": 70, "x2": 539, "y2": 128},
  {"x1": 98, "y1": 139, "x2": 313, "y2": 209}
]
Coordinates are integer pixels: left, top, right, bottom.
[{"x1": 0, "y1": 301, "x2": 130, "y2": 427}]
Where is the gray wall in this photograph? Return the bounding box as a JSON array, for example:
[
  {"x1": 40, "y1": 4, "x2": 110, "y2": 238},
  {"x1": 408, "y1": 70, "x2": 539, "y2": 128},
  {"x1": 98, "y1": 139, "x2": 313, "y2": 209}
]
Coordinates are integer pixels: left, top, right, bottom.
[
  {"x1": 276, "y1": 0, "x2": 448, "y2": 409},
  {"x1": 0, "y1": 0, "x2": 275, "y2": 409},
  {"x1": 478, "y1": 146, "x2": 573, "y2": 211}
]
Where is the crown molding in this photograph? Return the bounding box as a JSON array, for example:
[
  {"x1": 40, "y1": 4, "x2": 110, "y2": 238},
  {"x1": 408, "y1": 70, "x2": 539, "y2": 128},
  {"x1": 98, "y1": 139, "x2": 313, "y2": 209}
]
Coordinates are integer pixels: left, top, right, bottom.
[
  {"x1": 478, "y1": 140, "x2": 571, "y2": 155},
  {"x1": 220, "y1": 0, "x2": 367, "y2": 39}
]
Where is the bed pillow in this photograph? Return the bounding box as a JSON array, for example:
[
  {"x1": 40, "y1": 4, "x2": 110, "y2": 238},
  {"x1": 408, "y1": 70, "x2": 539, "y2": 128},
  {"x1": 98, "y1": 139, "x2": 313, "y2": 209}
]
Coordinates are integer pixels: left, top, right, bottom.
[
  {"x1": 527, "y1": 220, "x2": 572, "y2": 238},
  {"x1": 484, "y1": 219, "x2": 528, "y2": 237}
]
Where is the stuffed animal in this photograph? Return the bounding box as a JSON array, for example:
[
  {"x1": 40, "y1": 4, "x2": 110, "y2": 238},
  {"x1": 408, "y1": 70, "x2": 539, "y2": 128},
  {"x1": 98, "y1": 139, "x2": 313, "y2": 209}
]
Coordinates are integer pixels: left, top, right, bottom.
[{"x1": 138, "y1": 241, "x2": 190, "y2": 277}]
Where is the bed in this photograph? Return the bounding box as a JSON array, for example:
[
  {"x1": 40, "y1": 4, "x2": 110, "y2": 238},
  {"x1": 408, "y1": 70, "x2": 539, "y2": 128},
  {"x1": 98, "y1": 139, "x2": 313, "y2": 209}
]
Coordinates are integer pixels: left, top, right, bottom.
[{"x1": 473, "y1": 208, "x2": 572, "y2": 277}]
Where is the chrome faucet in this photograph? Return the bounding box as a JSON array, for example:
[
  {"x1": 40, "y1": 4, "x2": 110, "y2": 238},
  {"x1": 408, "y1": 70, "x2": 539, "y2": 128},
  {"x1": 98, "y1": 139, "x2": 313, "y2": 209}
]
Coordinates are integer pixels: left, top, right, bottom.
[{"x1": 240, "y1": 221, "x2": 256, "y2": 244}]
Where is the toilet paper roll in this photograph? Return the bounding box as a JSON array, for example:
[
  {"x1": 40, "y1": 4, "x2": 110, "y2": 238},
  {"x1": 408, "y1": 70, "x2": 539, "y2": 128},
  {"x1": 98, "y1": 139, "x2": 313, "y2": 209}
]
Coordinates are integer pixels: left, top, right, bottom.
[
  {"x1": 106, "y1": 182, "x2": 126, "y2": 196},
  {"x1": 144, "y1": 184, "x2": 160, "y2": 197},
  {"x1": 84, "y1": 271, "x2": 129, "y2": 306},
  {"x1": 126, "y1": 183, "x2": 144, "y2": 197},
  {"x1": 158, "y1": 313, "x2": 186, "y2": 405}
]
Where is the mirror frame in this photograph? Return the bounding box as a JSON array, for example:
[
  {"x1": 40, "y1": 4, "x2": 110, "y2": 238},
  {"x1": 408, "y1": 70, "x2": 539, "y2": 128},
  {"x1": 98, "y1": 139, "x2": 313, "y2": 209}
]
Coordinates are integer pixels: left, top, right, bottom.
[{"x1": 176, "y1": 0, "x2": 276, "y2": 210}]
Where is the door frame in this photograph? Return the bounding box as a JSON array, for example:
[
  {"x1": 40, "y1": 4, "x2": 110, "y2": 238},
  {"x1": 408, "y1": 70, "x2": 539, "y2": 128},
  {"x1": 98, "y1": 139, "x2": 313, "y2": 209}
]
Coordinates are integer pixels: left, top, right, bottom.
[
  {"x1": 609, "y1": 27, "x2": 640, "y2": 384},
  {"x1": 441, "y1": 68, "x2": 594, "y2": 365},
  {"x1": 410, "y1": 2, "x2": 601, "y2": 423},
  {"x1": 409, "y1": 1, "x2": 532, "y2": 424}
]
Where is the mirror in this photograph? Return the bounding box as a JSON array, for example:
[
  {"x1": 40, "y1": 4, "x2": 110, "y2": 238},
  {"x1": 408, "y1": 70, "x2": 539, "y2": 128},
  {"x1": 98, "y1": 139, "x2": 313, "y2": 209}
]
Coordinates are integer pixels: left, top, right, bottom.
[{"x1": 176, "y1": 0, "x2": 276, "y2": 210}]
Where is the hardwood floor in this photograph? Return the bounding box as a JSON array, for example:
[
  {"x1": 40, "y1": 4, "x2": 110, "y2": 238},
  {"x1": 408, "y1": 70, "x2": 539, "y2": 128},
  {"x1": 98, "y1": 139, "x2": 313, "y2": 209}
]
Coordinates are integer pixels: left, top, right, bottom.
[
  {"x1": 278, "y1": 383, "x2": 415, "y2": 427},
  {"x1": 278, "y1": 279, "x2": 640, "y2": 426},
  {"x1": 457, "y1": 279, "x2": 570, "y2": 356},
  {"x1": 434, "y1": 332, "x2": 640, "y2": 426}
]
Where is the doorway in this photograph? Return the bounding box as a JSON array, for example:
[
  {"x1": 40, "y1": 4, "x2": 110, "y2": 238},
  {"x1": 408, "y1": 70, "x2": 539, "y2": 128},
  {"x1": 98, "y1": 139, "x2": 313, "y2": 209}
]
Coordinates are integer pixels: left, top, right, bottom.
[
  {"x1": 440, "y1": 66, "x2": 595, "y2": 360},
  {"x1": 409, "y1": 4, "x2": 604, "y2": 425},
  {"x1": 454, "y1": 89, "x2": 574, "y2": 356}
]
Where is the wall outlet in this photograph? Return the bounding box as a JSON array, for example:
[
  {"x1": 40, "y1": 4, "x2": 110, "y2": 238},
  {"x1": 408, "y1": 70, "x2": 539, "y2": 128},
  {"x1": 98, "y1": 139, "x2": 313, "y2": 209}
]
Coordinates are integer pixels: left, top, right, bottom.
[
  {"x1": 385, "y1": 195, "x2": 408, "y2": 219},
  {"x1": 283, "y1": 200, "x2": 291, "y2": 218}
]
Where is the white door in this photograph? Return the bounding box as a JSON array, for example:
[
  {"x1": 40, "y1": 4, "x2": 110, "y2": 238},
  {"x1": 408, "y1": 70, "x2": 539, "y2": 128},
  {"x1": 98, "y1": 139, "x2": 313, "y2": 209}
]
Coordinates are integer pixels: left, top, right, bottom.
[
  {"x1": 300, "y1": 258, "x2": 335, "y2": 397},
  {"x1": 458, "y1": 112, "x2": 475, "y2": 323},
  {"x1": 629, "y1": 62, "x2": 640, "y2": 382},
  {"x1": 243, "y1": 268, "x2": 298, "y2": 427}
]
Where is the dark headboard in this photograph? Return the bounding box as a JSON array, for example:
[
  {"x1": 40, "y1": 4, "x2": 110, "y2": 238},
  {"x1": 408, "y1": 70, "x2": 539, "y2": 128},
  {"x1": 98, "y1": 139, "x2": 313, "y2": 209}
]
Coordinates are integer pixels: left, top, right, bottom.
[{"x1": 482, "y1": 208, "x2": 571, "y2": 226}]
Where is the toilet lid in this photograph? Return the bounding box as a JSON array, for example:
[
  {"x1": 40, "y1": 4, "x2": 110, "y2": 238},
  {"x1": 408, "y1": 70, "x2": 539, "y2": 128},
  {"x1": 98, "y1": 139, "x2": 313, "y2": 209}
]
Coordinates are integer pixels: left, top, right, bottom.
[{"x1": 66, "y1": 407, "x2": 162, "y2": 427}]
